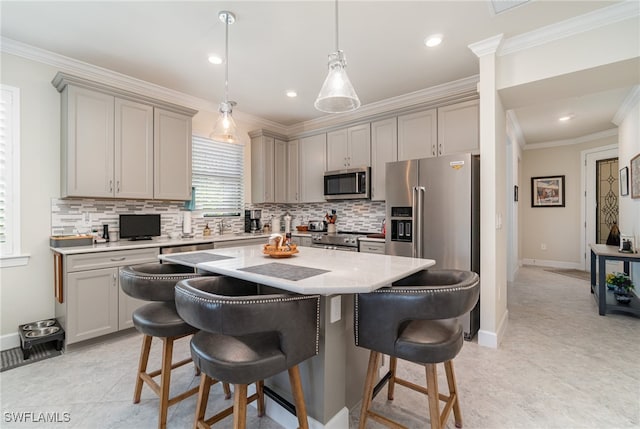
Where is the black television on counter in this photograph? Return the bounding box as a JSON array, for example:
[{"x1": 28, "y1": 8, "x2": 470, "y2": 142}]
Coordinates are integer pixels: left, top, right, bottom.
[{"x1": 119, "y1": 214, "x2": 161, "y2": 240}]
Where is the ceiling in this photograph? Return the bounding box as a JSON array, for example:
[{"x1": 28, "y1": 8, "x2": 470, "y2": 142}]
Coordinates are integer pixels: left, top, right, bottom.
[{"x1": 1, "y1": 1, "x2": 638, "y2": 145}]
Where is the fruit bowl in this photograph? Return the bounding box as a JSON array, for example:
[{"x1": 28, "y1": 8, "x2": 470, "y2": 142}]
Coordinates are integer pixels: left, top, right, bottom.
[
  {"x1": 263, "y1": 243, "x2": 299, "y2": 258},
  {"x1": 296, "y1": 225, "x2": 308, "y2": 232}
]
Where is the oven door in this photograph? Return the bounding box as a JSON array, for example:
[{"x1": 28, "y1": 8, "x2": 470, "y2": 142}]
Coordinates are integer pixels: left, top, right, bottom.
[{"x1": 311, "y1": 243, "x2": 358, "y2": 252}]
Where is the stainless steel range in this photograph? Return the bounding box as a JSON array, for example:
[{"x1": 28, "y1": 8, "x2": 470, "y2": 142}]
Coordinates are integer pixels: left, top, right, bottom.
[{"x1": 311, "y1": 231, "x2": 367, "y2": 252}]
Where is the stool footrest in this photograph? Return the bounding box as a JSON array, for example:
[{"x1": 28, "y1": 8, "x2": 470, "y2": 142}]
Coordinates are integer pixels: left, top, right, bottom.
[{"x1": 203, "y1": 390, "x2": 260, "y2": 426}]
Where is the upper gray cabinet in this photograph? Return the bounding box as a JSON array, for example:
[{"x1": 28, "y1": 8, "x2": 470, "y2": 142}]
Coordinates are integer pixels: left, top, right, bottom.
[
  {"x1": 397, "y1": 109, "x2": 437, "y2": 161},
  {"x1": 299, "y1": 133, "x2": 327, "y2": 203},
  {"x1": 437, "y1": 99, "x2": 479, "y2": 156},
  {"x1": 250, "y1": 130, "x2": 294, "y2": 204},
  {"x1": 53, "y1": 72, "x2": 197, "y2": 200},
  {"x1": 327, "y1": 123, "x2": 371, "y2": 170},
  {"x1": 370, "y1": 117, "x2": 398, "y2": 201}
]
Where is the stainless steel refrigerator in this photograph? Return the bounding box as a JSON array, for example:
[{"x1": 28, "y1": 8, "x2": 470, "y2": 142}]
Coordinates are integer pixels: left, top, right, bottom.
[{"x1": 385, "y1": 153, "x2": 480, "y2": 340}]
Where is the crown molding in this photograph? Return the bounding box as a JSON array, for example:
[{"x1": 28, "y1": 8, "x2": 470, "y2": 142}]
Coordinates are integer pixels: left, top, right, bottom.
[
  {"x1": 1, "y1": 36, "x2": 285, "y2": 132},
  {"x1": 523, "y1": 128, "x2": 617, "y2": 151},
  {"x1": 499, "y1": 0, "x2": 639, "y2": 56},
  {"x1": 468, "y1": 34, "x2": 504, "y2": 57},
  {"x1": 287, "y1": 75, "x2": 479, "y2": 137},
  {"x1": 612, "y1": 85, "x2": 640, "y2": 126}
]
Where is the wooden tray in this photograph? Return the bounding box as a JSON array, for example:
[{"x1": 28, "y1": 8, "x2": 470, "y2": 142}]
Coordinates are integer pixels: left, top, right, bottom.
[{"x1": 263, "y1": 244, "x2": 299, "y2": 258}]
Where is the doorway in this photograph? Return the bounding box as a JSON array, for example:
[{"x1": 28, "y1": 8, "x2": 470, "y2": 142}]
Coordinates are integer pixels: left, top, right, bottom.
[{"x1": 581, "y1": 145, "x2": 618, "y2": 271}]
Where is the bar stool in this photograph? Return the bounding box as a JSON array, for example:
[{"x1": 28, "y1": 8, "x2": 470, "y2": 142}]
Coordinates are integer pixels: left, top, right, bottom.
[
  {"x1": 355, "y1": 269, "x2": 480, "y2": 429},
  {"x1": 119, "y1": 263, "x2": 218, "y2": 429},
  {"x1": 175, "y1": 276, "x2": 321, "y2": 429}
]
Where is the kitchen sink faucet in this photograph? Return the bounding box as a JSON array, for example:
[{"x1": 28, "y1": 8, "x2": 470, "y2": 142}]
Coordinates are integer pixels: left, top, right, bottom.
[{"x1": 218, "y1": 219, "x2": 229, "y2": 235}]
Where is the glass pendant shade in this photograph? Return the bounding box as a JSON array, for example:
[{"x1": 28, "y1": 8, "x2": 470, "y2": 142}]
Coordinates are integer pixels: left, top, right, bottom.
[
  {"x1": 314, "y1": 51, "x2": 360, "y2": 113},
  {"x1": 210, "y1": 101, "x2": 238, "y2": 143}
]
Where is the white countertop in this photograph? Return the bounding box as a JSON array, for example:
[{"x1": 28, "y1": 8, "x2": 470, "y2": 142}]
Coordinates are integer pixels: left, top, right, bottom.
[
  {"x1": 159, "y1": 245, "x2": 434, "y2": 295},
  {"x1": 51, "y1": 233, "x2": 269, "y2": 255}
]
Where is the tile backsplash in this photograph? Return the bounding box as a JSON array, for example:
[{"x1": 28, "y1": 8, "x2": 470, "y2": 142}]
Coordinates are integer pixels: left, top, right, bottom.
[{"x1": 51, "y1": 199, "x2": 386, "y2": 239}]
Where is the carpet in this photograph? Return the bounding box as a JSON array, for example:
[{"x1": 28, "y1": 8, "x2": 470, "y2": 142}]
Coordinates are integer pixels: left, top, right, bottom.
[
  {"x1": 544, "y1": 268, "x2": 591, "y2": 281},
  {"x1": 1, "y1": 342, "x2": 63, "y2": 372}
]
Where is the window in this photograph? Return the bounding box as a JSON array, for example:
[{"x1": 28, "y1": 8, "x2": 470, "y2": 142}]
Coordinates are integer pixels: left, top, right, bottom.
[
  {"x1": 1, "y1": 84, "x2": 27, "y2": 267},
  {"x1": 191, "y1": 135, "x2": 244, "y2": 216}
]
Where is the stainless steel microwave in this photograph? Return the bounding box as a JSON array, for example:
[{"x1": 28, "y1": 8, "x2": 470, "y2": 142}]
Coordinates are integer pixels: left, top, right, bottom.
[{"x1": 323, "y1": 166, "x2": 370, "y2": 200}]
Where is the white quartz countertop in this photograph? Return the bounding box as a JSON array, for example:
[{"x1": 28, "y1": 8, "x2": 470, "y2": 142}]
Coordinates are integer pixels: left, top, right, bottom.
[
  {"x1": 159, "y1": 245, "x2": 434, "y2": 295},
  {"x1": 51, "y1": 233, "x2": 269, "y2": 255}
]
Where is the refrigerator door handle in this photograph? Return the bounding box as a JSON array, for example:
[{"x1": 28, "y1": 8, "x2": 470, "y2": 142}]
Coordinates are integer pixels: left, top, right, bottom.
[
  {"x1": 416, "y1": 186, "x2": 425, "y2": 259},
  {"x1": 412, "y1": 186, "x2": 418, "y2": 258}
]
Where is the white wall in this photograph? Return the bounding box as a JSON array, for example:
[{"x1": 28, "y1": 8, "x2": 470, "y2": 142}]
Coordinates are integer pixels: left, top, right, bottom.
[
  {"x1": 521, "y1": 135, "x2": 618, "y2": 268},
  {"x1": 614, "y1": 88, "x2": 640, "y2": 283},
  {"x1": 0, "y1": 53, "x2": 60, "y2": 347}
]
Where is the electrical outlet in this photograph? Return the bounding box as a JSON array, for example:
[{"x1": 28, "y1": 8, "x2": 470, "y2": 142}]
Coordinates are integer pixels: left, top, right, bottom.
[
  {"x1": 541, "y1": 243, "x2": 547, "y2": 251},
  {"x1": 330, "y1": 296, "x2": 341, "y2": 323}
]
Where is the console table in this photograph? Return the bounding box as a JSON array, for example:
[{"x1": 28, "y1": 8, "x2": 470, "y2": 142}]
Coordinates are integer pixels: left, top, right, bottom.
[{"x1": 589, "y1": 244, "x2": 640, "y2": 317}]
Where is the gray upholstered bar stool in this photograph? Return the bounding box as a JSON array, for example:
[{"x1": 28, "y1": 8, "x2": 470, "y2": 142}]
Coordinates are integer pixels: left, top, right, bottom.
[
  {"x1": 119, "y1": 263, "x2": 217, "y2": 429},
  {"x1": 355, "y1": 269, "x2": 480, "y2": 429},
  {"x1": 175, "y1": 276, "x2": 321, "y2": 429}
]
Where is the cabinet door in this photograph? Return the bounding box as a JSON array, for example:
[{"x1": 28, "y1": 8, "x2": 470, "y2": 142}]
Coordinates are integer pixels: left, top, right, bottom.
[
  {"x1": 437, "y1": 100, "x2": 479, "y2": 156},
  {"x1": 327, "y1": 129, "x2": 349, "y2": 170},
  {"x1": 66, "y1": 267, "x2": 118, "y2": 344},
  {"x1": 154, "y1": 108, "x2": 192, "y2": 200},
  {"x1": 287, "y1": 140, "x2": 300, "y2": 203},
  {"x1": 274, "y1": 138, "x2": 287, "y2": 203},
  {"x1": 214, "y1": 238, "x2": 265, "y2": 248},
  {"x1": 118, "y1": 271, "x2": 146, "y2": 330},
  {"x1": 115, "y1": 98, "x2": 154, "y2": 199},
  {"x1": 299, "y1": 134, "x2": 327, "y2": 203},
  {"x1": 398, "y1": 109, "x2": 437, "y2": 161},
  {"x1": 251, "y1": 135, "x2": 275, "y2": 203},
  {"x1": 371, "y1": 118, "x2": 398, "y2": 201},
  {"x1": 347, "y1": 124, "x2": 371, "y2": 167},
  {"x1": 63, "y1": 86, "x2": 114, "y2": 198}
]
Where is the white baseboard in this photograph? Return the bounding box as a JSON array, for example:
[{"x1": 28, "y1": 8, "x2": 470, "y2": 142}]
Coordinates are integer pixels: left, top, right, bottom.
[
  {"x1": 1, "y1": 332, "x2": 20, "y2": 351},
  {"x1": 249, "y1": 386, "x2": 349, "y2": 429},
  {"x1": 477, "y1": 309, "x2": 509, "y2": 349},
  {"x1": 521, "y1": 258, "x2": 583, "y2": 270}
]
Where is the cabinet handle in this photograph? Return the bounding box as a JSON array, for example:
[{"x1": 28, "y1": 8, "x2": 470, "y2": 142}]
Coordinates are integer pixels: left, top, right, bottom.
[
  {"x1": 112, "y1": 273, "x2": 117, "y2": 286},
  {"x1": 110, "y1": 257, "x2": 126, "y2": 261},
  {"x1": 438, "y1": 144, "x2": 442, "y2": 156},
  {"x1": 432, "y1": 145, "x2": 436, "y2": 156},
  {"x1": 109, "y1": 180, "x2": 113, "y2": 193},
  {"x1": 117, "y1": 181, "x2": 120, "y2": 193}
]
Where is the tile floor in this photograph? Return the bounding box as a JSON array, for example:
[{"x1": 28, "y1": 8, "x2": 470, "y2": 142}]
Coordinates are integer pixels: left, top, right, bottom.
[{"x1": 1, "y1": 266, "x2": 638, "y2": 428}]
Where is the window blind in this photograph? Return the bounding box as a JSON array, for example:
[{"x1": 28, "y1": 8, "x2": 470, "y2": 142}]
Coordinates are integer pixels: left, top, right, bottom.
[
  {"x1": 0, "y1": 85, "x2": 19, "y2": 255},
  {"x1": 192, "y1": 136, "x2": 244, "y2": 216}
]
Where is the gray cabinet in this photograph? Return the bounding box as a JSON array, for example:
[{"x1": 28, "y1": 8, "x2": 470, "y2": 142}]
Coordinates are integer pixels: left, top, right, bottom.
[
  {"x1": 53, "y1": 72, "x2": 196, "y2": 201},
  {"x1": 397, "y1": 109, "x2": 437, "y2": 161},
  {"x1": 55, "y1": 248, "x2": 158, "y2": 345},
  {"x1": 327, "y1": 124, "x2": 371, "y2": 170},
  {"x1": 287, "y1": 139, "x2": 300, "y2": 203},
  {"x1": 299, "y1": 134, "x2": 327, "y2": 202},
  {"x1": 250, "y1": 130, "x2": 292, "y2": 204},
  {"x1": 370, "y1": 117, "x2": 398, "y2": 201},
  {"x1": 437, "y1": 100, "x2": 479, "y2": 156},
  {"x1": 359, "y1": 240, "x2": 386, "y2": 255},
  {"x1": 153, "y1": 108, "x2": 193, "y2": 200},
  {"x1": 292, "y1": 235, "x2": 312, "y2": 247}
]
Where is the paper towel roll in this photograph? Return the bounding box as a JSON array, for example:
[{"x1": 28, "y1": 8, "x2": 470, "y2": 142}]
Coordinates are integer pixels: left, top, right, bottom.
[{"x1": 182, "y1": 212, "x2": 192, "y2": 234}]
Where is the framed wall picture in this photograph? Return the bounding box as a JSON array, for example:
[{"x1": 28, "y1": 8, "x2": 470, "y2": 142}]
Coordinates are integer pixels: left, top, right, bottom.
[
  {"x1": 531, "y1": 175, "x2": 565, "y2": 207},
  {"x1": 631, "y1": 153, "x2": 640, "y2": 199},
  {"x1": 619, "y1": 166, "x2": 629, "y2": 196}
]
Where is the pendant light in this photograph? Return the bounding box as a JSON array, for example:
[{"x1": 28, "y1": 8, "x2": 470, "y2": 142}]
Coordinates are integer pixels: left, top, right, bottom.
[
  {"x1": 314, "y1": 0, "x2": 360, "y2": 113},
  {"x1": 210, "y1": 11, "x2": 238, "y2": 143}
]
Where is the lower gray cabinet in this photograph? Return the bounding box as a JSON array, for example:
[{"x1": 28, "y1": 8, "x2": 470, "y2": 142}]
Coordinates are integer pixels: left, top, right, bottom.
[
  {"x1": 56, "y1": 248, "x2": 158, "y2": 345},
  {"x1": 214, "y1": 238, "x2": 266, "y2": 249},
  {"x1": 359, "y1": 241, "x2": 385, "y2": 254}
]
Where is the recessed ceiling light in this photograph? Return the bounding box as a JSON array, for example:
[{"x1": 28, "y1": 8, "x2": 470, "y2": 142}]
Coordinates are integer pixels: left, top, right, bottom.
[
  {"x1": 286, "y1": 90, "x2": 297, "y2": 98},
  {"x1": 208, "y1": 55, "x2": 223, "y2": 65},
  {"x1": 425, "y1": 34, "x2": 443, "y2": 48},
  {"x1": 558, "y1": 115, "x2": 574, "y2": 122}
]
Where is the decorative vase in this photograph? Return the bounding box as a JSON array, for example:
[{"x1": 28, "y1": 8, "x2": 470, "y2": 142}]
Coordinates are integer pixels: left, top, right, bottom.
[{"x1": 614, "y1": 294, "x2": 632, "y2": 304}]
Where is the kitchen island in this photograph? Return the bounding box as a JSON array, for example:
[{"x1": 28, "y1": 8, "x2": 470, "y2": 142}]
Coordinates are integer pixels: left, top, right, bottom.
[{"x1": 159, "y1": 245, "x2": 434, "y2": 429}]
